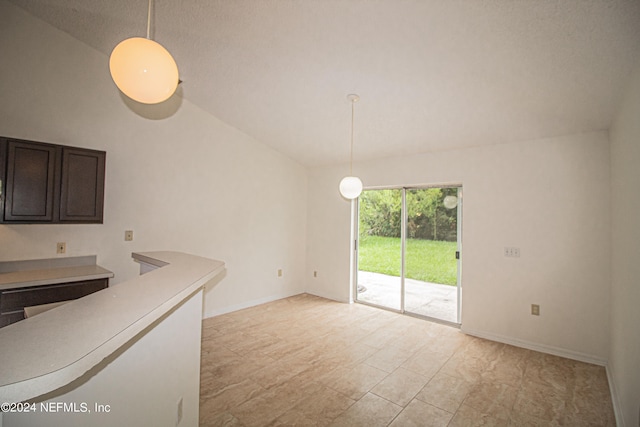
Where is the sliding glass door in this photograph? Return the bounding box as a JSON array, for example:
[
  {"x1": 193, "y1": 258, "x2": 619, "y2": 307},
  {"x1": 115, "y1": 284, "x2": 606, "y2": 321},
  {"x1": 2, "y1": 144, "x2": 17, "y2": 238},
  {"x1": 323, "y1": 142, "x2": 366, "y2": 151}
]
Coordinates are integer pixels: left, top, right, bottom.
[
  {"x1": 356, "y1": 186, "x2": 462, "y2": 324},
  {"x1": 355, "y1": 189, "x2": 402, "y2": 311}
]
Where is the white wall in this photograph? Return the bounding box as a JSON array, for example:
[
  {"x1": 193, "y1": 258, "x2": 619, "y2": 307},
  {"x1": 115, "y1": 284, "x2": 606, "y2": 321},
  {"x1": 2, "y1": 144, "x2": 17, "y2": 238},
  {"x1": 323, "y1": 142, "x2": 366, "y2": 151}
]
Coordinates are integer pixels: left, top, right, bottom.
[
  {"x1": 3, "y1": 291, "x2": 204, "y2": 427},
  {"x1": 609, "y1": 64, "x2": 640, "y2": 427},
  {"x1": 2, "y1": 2, "x2": 631, "y2": 417},
  {"x1": 0, "y1": 1, "x2": 307, "y2": 316},
  {"x1": 306, "y1": 132, "x2": 611, "y2": 363}
]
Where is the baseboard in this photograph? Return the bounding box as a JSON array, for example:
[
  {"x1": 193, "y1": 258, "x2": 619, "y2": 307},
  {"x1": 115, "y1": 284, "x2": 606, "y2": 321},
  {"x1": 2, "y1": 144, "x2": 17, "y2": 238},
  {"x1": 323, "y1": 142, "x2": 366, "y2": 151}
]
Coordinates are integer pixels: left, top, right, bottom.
[
  {"x1": 461, "y1": 327, "x2": 608, "y2": 366},
  {"x1": 304, "y1": 288, "x2": 350, "y2": 304},
  {"x1": 203, "y1": 290, "x2": 304, "y2": 318},
  {"x1": 606, "y1": 363, "x2": 625, "y2": 427}
]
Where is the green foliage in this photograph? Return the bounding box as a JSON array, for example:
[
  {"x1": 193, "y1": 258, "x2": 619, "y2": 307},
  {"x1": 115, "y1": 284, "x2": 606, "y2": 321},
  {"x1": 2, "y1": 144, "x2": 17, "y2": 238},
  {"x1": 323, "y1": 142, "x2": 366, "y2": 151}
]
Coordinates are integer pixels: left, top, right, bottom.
[
  {"x1": 358, "y1": 236, "x2": 458, "y2": 285},
  {"x1": 359, "y1": 188, "x2": 458, "y2": 241},
  {"x1": 358, "y1": 189, "x2": 402, "y2": 239}
]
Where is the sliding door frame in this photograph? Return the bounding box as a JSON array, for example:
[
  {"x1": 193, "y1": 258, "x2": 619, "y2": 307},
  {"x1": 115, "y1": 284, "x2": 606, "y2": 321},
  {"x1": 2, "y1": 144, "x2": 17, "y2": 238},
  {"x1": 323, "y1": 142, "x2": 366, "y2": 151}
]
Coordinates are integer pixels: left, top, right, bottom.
[{"x1": 354, "y1": 183, "x2": 463, "y2": 326}]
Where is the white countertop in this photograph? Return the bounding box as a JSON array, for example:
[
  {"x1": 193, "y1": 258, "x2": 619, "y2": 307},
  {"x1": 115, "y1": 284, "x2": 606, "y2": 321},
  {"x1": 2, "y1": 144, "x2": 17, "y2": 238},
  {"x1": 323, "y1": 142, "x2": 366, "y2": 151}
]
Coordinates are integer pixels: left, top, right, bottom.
[
  {"x1": 0, "y1": 255, "x2": 114, "y2": 291},
  {"x1": 0, "y1": 265, "x2": 114, "y2": 291},
  {"x1": 0, "y1": 251, "x2": 225, "y2": 403}
]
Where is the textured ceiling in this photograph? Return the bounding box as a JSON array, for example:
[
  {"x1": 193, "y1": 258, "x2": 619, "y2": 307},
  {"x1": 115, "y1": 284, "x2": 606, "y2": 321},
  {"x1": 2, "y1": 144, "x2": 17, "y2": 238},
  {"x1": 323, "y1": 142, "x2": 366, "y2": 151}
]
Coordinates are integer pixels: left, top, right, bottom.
[{"x1": 8, "y1": 0, "x2": 640, "y2": 166}]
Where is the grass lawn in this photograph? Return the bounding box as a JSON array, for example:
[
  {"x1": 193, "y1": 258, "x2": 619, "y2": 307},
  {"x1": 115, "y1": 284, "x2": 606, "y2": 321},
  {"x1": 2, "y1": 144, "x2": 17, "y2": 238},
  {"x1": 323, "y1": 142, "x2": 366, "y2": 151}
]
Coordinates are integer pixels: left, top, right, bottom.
[{"x1": 358, "y1": 235, "x2": 458, "y2": 285}]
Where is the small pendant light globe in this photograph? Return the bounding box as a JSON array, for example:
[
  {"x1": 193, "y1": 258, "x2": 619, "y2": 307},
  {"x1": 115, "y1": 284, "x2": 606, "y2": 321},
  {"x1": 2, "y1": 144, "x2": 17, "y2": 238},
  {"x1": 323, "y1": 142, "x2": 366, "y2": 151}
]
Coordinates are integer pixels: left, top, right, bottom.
[
  {"x1": 443, "y1": 195, "x2": 458, "y2": 209},
  {"x1": 339, "y1": 176, "x2": 363, "y2": 199},
  {"x1": 109, "y1": 37, "x2": 179, "y2": 104}
]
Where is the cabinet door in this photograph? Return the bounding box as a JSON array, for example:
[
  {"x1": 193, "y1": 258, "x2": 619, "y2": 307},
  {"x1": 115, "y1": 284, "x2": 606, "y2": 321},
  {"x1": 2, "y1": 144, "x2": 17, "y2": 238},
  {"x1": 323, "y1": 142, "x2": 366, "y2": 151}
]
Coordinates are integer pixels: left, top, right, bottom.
[
  {"x1": 59, "y1": 147, "x2": 105, "y2": 223},
  {"x1": 3, "y1": 140, "x2": 57, "y2": 222},
  {"x1": 0, "y1": 311, "x2": 25, "y2": 328}
]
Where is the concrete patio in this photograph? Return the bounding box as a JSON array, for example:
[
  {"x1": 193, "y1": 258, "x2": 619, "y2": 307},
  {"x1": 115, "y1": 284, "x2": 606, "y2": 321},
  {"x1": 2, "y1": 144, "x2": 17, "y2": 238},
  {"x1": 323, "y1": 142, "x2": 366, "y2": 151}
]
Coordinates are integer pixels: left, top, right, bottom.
[{"x1": 356, "y1": 271, "x2": 459, "y2": 323}]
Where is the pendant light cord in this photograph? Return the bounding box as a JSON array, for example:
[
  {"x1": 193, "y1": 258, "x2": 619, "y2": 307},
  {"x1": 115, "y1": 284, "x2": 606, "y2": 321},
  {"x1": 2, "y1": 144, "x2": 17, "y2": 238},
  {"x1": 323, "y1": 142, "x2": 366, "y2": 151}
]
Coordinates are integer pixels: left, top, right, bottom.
[
  {"x1": 146, "y1": 0, "x2": 152, "y2": 39},
  {"x1": 350, "y1": 99, "x2": 355, "y2": 175}
]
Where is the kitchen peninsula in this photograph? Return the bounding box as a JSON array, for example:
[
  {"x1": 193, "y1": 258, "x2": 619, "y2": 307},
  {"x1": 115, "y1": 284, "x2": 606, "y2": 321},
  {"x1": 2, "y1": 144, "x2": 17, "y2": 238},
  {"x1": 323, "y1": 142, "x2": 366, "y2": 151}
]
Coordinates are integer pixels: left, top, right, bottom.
[{"x1": 0, "y1": 251, "x2": 225, "y2": 427}]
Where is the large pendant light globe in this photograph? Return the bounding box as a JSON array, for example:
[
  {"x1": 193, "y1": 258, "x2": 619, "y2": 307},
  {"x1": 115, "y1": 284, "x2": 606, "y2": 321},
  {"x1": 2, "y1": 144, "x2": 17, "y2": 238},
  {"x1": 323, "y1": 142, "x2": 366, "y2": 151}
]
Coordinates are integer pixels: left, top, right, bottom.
[
  {"x1": 339, "y1": 176, "x2": 363, "y2": 200},
  {"x1": 109, "y1": 37, "x2": 179, "y2": 104}
]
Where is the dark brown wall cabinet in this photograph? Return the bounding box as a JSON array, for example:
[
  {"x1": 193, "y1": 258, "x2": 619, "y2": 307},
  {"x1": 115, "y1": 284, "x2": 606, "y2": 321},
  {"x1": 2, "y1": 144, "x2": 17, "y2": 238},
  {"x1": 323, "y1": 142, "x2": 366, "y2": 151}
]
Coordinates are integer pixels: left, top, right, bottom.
[{"x1": 0, "y1": 137, "x2": 105, "y2": 224}]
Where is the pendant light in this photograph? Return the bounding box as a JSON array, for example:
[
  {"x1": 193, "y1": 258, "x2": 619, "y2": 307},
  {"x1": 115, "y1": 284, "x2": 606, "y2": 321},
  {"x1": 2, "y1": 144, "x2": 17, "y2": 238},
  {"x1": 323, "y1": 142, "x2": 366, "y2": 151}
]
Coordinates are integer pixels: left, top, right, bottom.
[
  {"x1": 339, "y1": 94, "x2": 363, "y2": 200},
  {"x1": 109, "y1": 0, "x2": 179, "y2": 104}
]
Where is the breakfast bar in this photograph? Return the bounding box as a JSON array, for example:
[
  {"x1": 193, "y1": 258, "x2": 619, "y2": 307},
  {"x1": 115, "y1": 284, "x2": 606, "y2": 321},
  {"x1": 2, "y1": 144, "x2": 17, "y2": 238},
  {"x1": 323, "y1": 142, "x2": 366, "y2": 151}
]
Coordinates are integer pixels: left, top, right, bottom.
[{"x1": 0, "y1": 251, "x2": 225, "y2": 427}]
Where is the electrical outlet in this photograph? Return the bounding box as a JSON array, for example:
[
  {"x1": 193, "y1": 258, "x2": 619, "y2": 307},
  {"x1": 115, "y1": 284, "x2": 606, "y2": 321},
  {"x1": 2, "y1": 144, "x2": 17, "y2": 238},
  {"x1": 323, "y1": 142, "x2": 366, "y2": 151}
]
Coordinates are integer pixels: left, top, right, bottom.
[
  {"x1": 56, "y1": 242, "x2": 66, "y2": 254},
  {"x1": 504, "y1": 247, "x2": 521, "y2": 257},
  {"x1": 313, "y1": 271, "x2": 318, "y2": 278},
  {"x1": 531, "y1": 304, "x2": 540, "y2": 316},
  {"x1": 277, "y1": 269, "x2": 283, "y2": 278},
  {"x1": 124, "y1": 230, "x2": 133, "y2": 241},
  {"x1": 176, "y1": 397, "x2": 183, "y2": 426}
]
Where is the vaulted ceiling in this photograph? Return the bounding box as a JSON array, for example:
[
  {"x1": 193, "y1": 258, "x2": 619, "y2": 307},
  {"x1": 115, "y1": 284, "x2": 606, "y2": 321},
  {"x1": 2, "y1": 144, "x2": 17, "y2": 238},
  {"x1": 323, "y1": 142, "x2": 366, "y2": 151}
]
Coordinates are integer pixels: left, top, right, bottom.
[{"x1": 9, "y1": 0, "x2": 640, "y2": 166}]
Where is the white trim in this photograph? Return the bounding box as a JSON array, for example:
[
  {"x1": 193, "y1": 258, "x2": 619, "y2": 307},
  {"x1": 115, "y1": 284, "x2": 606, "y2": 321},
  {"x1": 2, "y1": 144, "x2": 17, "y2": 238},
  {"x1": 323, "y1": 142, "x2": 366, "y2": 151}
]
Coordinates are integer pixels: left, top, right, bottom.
[
  {"x1": 606, "y1": 363, "x2": 625, "y2": 427},
  {"x1": 400, "y1": 189, "x2": 407, "y2": 312},
  {"x1": 350, "y1": 199, "x2": 358, "y2": 304},
  {"x1": 461, "y1": 327, "x2": 608, "y2": 366},
  {"x1": 203, "y1": 290, "x2": 304, "y2": 318},
  {"x1": 306, "y1": 289, "x2": 350, "y2": 304},
  {"x1": 456, "y1": 187, "x2": 463, "y2": 324}
]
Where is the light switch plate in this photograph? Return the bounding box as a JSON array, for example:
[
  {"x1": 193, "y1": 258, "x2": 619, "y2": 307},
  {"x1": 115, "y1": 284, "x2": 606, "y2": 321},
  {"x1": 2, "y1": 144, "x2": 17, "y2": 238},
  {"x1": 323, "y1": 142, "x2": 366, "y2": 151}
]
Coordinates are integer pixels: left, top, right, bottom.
[{"x1": 531, "y1": 304, "x2": 540, "y2": 316}]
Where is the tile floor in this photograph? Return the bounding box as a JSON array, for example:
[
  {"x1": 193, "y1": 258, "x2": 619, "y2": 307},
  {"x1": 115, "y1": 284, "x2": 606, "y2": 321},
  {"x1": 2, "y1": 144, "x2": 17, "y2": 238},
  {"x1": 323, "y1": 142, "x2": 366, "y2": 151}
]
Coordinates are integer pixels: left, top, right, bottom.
[{"x1": 199, "y1": 294, "x2": 615, "y2": 426}]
